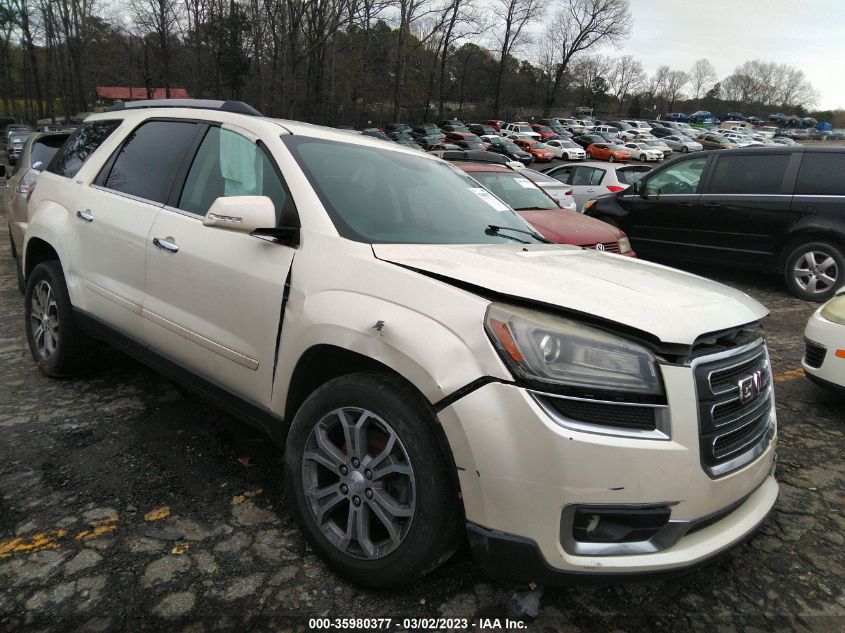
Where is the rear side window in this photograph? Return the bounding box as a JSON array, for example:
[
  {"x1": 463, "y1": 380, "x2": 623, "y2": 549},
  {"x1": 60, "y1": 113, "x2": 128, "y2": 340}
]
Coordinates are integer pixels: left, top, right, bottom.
[
  {"x1": 47, "y1": 120, "x2": 120, "y2": 178},
  {"x1": 795, "y1": 153, "x2": 845, "y2": 195},
  {"x1": 103, "y1": 120, "x2": 199, "y2": 203},
  {"x1": 571, "y1": 167, "x2": 605, "y2": 186},
  {"x1": 30, "y1": 135, "x2": 70, "y2": 170},
  {"x1": 707, "y1": 154, "x2": 790, "y2": 194},
  {"x1": 178, "y1": 126, "x2": 297, "y2": 226},
  {"x1": 616, "y1": 166, "x2": 651, "y2": 185}
]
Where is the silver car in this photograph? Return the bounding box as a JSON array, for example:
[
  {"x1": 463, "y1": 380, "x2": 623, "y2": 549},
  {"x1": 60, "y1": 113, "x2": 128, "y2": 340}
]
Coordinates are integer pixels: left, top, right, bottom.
[
  {"x1": 4, "y1": 130, "x2": 72, "y2": 291},
  {"x1": 541, "y1": 160, "x2": 653, "y2": 211},
  {"x1": 516, "y1": 167, "x2": 577, "y2": 211},
  {"x1": 662, "y1": 134, "x2": 703, "y2": 153}
]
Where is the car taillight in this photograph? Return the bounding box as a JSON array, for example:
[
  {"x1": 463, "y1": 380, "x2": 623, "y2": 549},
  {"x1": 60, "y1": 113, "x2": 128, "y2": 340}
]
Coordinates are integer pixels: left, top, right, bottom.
[
  {"x1": 606, "y1": 185, "x2": 626, "y2": 192},
  {"x1": 565, "y1": 190, "x2": 573, "y2": 196}
]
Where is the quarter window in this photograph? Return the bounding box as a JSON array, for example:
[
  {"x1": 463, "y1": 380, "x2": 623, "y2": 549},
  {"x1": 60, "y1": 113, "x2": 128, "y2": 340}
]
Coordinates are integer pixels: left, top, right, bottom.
[
  {"x1": 178, "y1": 127, "x2": 296, "y2": 226},
  {"x1": 645, "y1": 157, "x2": 707, "y2": 195},
  {"x1": 707, "y1": 154, "x2": 789, "y2": 195},
  {"x1": 795, "y1": 153, "x2": 845, "y2": 195},
  {"x1": 47, "y1": 120, "x2": 120, "y2": 178},
  {"x1": 103, "y1": 120, "x2": 199, "y2": 203}
]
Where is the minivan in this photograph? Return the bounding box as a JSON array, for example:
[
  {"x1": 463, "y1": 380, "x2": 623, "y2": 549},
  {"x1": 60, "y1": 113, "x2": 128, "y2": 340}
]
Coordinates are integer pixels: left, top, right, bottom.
[{"x1": 583, "y1": 147, "x2": 845, "y2": 301}]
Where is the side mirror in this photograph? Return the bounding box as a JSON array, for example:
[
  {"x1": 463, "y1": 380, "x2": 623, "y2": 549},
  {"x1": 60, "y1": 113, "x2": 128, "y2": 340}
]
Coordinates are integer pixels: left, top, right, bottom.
[{"x1": 203, "y1": 196, "x2": 276, "y2": 232}]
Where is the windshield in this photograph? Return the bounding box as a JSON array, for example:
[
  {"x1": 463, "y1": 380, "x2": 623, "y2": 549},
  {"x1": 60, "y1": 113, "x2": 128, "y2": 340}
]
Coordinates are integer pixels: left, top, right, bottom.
[
  {"x1": 498, "y1": 140, "x2": 521, "y2": 152},
  {"x1": 560, "y1": 141, "x2": 578, "y2": 148},
  {"x1": 12, "y1": 135, "x2": 28, "y2": 143},
  {"x1": 470, "y1": 172, "x2": 558, "y2": 211},
  {"x1": 528, "y1": 141, "x2": 545, "y2": 149},
  {"x1": 284, "y1": 136, "x2": 541, "y2": 244}
]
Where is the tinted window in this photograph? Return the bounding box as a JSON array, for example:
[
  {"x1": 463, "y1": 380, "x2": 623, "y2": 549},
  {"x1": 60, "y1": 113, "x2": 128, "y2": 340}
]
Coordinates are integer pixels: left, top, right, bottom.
[
  {"x1": 104, "y1": 121, "x2": 198, "y2": 203},
  {"x1": 707, "y1": 154, "x2": 789, "y2": 195},
  {"x1": 645, "y1": 157, "x2": 707, "y2": 195},
  {"x1": 616, "y1": 166, "x2": 652, "y2": 185},
  {"x1": 30, "y1": 135, "x2": 71, "y2": 170},
  {"x1": 179, "y1": 126, "x2": 297, "y2": 226},
  {"x1": 47, "y1": 120, "x2": 120, "y2": 178},
  {"x1": 549, "y1": 166, "x2": 574, "y2": 183},
  {"x1": 795, "y1": 153, "x2": 845, "y2": 196}
]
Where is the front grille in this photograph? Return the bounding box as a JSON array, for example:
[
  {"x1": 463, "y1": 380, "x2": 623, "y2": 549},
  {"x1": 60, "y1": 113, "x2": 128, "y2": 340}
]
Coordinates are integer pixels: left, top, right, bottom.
[
  {"x1": 693, "y1": 339, "x2": 774, "y2": 477},
  {"x1": 545, "y1": 397, "x2": 656, "y2": 430},
  {"x1": 584, "y1": 241, "x2": 620, "y2": 253},
  {"x1": 804, "y1": 339, "x2": 826, "y2": 369}
]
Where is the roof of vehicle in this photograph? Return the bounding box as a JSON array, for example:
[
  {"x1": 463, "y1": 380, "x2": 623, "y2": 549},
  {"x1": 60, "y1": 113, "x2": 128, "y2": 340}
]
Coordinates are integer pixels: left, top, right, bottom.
[{"x1": 454, "y1": 161, "x2": 511, "y2": 173}]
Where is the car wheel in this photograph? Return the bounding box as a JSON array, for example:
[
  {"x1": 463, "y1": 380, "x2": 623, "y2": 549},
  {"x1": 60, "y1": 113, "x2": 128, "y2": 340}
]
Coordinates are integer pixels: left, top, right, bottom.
[
  {"x1": 783, "y1": 240, "x2": 845, "y2": 302},
  {"x1": 608, "y1": 155, "x2": 615, "y2": 163},
  {"x1": 585, "y1": 152, "x2": 592, "y2": 159},
  {"x1": 24, "y1": 261, "x2": 98, "y2": 376},
  {"x1": 284, "y1": 372, "x2": 463, "y2": 587},
  {"x1": 681, "y1": 146, "x2": 689, "y2": 153}
]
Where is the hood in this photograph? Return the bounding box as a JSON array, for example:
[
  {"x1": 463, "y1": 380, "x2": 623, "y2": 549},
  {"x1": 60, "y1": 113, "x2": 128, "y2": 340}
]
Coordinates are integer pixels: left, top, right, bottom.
[
  {"x1": 372, "y1": 244, "x2": 767, "y2": 346},
  {"x1": 517, "y1": 209, "x2": 621, "y2": 246}
]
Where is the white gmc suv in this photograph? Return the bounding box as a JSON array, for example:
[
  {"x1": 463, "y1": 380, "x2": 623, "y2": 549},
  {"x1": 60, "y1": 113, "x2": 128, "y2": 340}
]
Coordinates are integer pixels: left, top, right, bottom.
[{"x1": 22, "y1": 100, "x2": 778, "y2": 587}]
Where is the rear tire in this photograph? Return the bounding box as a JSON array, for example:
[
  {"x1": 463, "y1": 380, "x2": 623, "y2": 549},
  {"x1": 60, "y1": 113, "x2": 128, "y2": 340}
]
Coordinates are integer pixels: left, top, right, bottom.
[
  {"x1": 24, "y1": 261, "x2": 98, "y2": 376},
  {"x1": 681, "y1": 146, "x2": 689, "y2": 153},
  {"x1": 783, "y1": 240, "x2": 844, "y2": 302},
  {"x1": 585, "y1": 151, "x2": 592, "y2": 159},
  {"x1": 284, "y1": 373, "x2": 463, "y2": 587}
]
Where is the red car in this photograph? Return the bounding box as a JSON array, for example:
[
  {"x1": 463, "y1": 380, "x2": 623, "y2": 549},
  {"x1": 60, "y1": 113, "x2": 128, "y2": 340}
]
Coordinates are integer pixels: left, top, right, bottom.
[
  {"x1": 456, "y1": 162, "x2": 635, "y2": 256},
  {"x1": 530, "y1": 124, "x2": 558, "y2": 139},
  {"x1": 446, "y1": 131, "x2": 485, "y2": 150},
  {"x1": 513, "y1": 138, "x2": 553, "y2": 162},
  {"x1": 483, "y1": 119, "x2": 505, "y2": 131},
  {"x1": 585, "y1": 143, "x2": 631, "y2": 163}
]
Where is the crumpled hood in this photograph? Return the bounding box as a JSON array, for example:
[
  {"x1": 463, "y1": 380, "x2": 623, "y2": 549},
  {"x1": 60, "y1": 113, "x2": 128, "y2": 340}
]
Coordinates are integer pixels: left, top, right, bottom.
[{"x1": 372, "y1": 243, "x2": 768, "y2": 346}]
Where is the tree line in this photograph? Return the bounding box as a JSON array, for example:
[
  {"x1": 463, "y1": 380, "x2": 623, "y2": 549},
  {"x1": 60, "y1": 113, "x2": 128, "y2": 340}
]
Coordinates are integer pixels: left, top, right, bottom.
[{"x1": 0, "y1": 0, "x2": 832, "y2": 128}]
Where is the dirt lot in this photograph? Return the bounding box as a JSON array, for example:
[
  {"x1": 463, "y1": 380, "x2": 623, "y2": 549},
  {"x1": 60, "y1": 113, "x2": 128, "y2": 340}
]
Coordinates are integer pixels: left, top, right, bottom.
[{"x1": 1, "y1": 182, "x2": 844, "y2": 632}]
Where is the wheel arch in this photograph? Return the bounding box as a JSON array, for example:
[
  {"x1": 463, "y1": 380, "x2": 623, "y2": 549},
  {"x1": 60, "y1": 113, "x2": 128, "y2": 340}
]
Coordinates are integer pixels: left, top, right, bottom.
[
  {"x1": 282, "y1": 344, "x2": 465, "y2": 514},
  {"x1": 23, "y1": 237, "x2": 61, "y2": 279},
  {"x1": 778, "y1": 228, "x2": 845, "y2": 266}
]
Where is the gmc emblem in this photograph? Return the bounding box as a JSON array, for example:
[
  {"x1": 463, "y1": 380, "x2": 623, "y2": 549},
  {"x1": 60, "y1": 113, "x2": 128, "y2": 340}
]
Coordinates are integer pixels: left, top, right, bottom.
[{"x1": 738, "y1": 370, "x2": 763, "y2": 403}]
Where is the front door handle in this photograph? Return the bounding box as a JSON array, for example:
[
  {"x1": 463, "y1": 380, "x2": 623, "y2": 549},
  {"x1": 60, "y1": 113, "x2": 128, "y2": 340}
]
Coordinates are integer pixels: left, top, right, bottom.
[
  {"x1": 76, "y1": 210, "x2": 94, "y2": 222},
  {"x1": 153, "y1": 237, "x2": 179, "y2": 253}
]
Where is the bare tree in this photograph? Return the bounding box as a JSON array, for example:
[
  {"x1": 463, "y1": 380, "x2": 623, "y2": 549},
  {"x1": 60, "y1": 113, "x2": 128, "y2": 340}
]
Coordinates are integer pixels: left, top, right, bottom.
[
  {"x1": 688, "y1": 58, "x2": 716, "y2": 100},
  {"x1": 606, "y1": 54, "x2": 644, "y2": 112},
  {"x1": 489, "y1": 0, "x2": 543, "y2": 118},
  {"x1": 540, "y1": 0, "x2": 630, "y2": 115},
  {"x1": 130, "y1": 0, "x2": 183, "y2": 97}
]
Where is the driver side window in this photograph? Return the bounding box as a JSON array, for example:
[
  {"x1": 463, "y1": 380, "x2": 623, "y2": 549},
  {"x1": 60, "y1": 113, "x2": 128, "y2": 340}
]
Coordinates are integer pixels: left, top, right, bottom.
[{"x1": 644, "y1": 157, "x2": 707, "y2": 196}]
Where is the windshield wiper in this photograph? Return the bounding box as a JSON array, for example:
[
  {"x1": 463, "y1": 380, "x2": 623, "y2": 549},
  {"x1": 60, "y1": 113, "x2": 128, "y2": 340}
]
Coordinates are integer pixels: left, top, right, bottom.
[{"x1": 486, "y1": 224, "x2": 552, "y2": 244}]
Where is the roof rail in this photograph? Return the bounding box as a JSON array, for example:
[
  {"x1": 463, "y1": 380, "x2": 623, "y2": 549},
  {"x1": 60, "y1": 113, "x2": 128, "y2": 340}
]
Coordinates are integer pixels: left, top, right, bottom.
[{"x1": 106, "y1": 99, "x2": 263, "y2": 116}]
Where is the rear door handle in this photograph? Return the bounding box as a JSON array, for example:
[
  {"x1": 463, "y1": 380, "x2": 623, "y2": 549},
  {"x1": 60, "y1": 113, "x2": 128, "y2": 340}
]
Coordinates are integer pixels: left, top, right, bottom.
[
  {"x1": 153, "y1": 237, "x2": 179, "y2": 253},
  {"x1": 76, "y1": 210, "x2": 94, "y2": 222}
]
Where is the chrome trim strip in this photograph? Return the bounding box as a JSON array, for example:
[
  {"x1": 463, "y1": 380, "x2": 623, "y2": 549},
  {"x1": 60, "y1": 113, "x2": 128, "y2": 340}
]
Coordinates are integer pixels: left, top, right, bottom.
[
  {"x1": 710, "y1": 384, "x2": 772, "y2": 427},
  {"x1": 84, "y1": 280, "x2": 142, "y2": 314},
  {"x1": 688, "y1": 337, "x2": 764, "y2": 369},
  {"x1": 141, "y1": 308, "x2": 259, "y2": 370},
  {"x1": 529, "y1": 390, "x2": 670, "y2": 441},
  {"x1": 89, "y1": 184, "x2": 165, "y2": 208},
  {"x1": 709, "y1": 423, "x2": 775, "y2": 477},
  {"x1": 706, "y1": 347, "x2": 769, "y2": 396}
]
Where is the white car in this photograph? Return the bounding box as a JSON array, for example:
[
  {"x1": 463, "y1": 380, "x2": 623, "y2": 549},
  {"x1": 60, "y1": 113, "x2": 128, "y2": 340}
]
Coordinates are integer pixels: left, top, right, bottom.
[
  {"x1": 642, "y1": 137, "x2": 674, "y2": 156},
  {"x1": 23, "y1": 99, "x2": 778, "y2": 588},
  {"x1": 623, "y1": 142, "x2": 663, "y2": 162},
  {"x1": 501, "y1": 122, "x2": 541, "y2": 140},
  {"x1": 662, "y1": 134, "x2": 704, "y2": 153},
  {"x1": 558, "y1": 118, "x2": 587, "y2": 134},
  {"x1": 803, "y1": 289, "x2": 845, "y2": 394},
  {"x1": 544, "y1": 138, "x2": 586, "y2": 160},
  {"x1": 619, "y1": 129, "x2": 653, "y2": 142},
  {"x1": 543, "y1": 160, "x2": 653, "y2": 210}
]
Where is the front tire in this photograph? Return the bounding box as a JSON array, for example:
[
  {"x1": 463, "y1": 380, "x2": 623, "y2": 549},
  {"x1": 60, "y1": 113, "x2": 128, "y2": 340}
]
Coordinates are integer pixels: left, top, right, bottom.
[
  {"x1": 284, "y1": 373, "x2": 463, "y2": 587},
  {"x1": 24, "y1": 261, "x2": 97, "y2": 376},
  {"x1": 608, "y1": 155, "x2": 615, "y2": 163},
  {"x1": 783, "y1": 240, "x2": 844, "y2": 302},
  {"x1": 681, "y1": 146, "x2": 689, "y2": 153}
]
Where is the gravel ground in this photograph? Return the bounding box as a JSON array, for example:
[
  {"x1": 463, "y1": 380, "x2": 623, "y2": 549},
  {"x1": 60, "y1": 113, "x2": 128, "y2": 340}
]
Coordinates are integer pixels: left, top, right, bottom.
[{"x1": 0, "y1": 180, "x2": 843, "y2": 633}]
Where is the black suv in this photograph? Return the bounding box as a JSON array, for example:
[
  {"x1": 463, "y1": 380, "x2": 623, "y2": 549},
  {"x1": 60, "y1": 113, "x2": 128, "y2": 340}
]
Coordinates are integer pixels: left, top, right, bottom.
[{"x1": 583, "y1": 146, "x2": 845, "y2": 301}]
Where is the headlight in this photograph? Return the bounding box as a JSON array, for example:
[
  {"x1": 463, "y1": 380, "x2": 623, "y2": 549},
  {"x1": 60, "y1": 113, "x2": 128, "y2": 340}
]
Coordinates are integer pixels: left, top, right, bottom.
[
  {"x1": 17, "y1": 169, "x2": 38, "y2": 196},
  {"x1": 618, "y1": 237, "x2": 632, "y2": 253},
  {"x1": 485, "y1": 303, "x2": 663, "y2": 395},
  {"x1": 821, "y1": 295, "x2": 845, "y2": 325}
]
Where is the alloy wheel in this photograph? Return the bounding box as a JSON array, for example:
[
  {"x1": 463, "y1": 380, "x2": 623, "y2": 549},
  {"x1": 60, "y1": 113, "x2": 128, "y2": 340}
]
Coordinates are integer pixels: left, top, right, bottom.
[
  {"x1": 30, "y1": 280, "x2": 59, "y2": 360},
  {"x1": 793, "y1": 250, "x2": 839, "y2": 296},
  {"x1": 302, "y1": 407, "x2": 416, "y2": 560}
]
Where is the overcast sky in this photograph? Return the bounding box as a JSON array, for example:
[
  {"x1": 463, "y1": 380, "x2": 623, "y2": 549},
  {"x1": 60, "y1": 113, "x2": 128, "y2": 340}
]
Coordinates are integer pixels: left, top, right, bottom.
[{"x1": 607, "y1": 0, "x2": 845, "y2": 110}]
